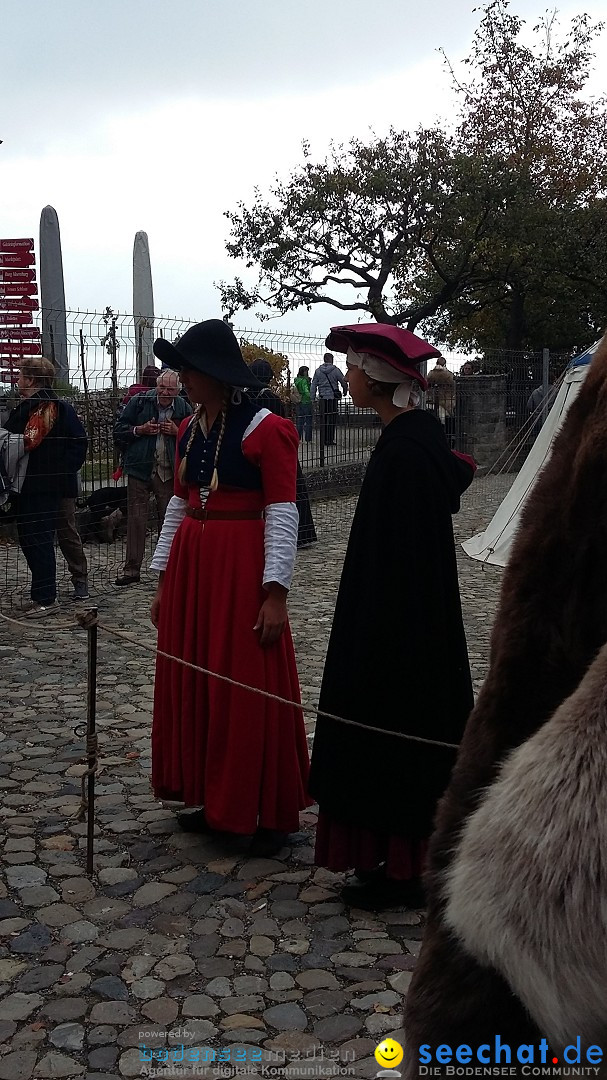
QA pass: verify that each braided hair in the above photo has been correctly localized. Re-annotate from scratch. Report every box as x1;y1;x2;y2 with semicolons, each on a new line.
177;391;229;491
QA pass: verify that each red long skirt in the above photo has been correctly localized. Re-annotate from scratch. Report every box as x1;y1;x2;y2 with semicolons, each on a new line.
152;489;311;834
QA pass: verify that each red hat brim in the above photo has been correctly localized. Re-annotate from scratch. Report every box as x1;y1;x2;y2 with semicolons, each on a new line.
326;323;441;391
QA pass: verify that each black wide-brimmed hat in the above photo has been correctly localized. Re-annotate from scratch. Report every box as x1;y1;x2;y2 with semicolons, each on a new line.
153;319;262;389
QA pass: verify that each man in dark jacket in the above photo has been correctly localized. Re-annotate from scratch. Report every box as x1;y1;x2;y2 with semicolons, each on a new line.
113;370;192;585
5;357;88;617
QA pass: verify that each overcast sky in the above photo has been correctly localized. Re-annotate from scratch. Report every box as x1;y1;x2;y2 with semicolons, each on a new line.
2;0;606;340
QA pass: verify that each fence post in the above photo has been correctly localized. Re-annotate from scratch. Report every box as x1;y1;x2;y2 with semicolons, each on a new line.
49;324;56;368
542;348;550;425
137;322;144;382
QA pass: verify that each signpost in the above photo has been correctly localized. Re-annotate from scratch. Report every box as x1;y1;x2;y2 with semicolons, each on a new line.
0;297;39;311
0;253;36;268
0;237;41;384
0;326;41;339
0;312;34;325
0;341;42;356
0;283;38;296
0;269;36;283
0;238;34;251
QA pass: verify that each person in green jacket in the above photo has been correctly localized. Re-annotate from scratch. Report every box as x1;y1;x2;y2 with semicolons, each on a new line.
113;370;192;586
293;366;312;442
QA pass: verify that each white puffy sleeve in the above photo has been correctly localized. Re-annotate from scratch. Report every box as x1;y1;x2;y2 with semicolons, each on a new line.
149;495;187;572
242;410;299;591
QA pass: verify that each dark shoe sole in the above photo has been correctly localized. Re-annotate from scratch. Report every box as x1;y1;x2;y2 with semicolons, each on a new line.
115;577;140;587
176;810;213;834
249;830;289;858
341;878;426;912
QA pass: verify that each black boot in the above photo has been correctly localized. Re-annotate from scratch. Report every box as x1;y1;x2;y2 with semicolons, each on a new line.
340;875;425;912
176;809;212;834
249;828;289;857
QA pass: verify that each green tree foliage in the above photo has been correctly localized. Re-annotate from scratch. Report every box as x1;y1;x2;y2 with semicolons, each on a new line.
219;1;607;353
425;2;607;351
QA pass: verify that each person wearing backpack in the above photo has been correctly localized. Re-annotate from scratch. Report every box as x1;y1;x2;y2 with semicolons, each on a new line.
310;353;347;445
113;370;192;586
292;366;313;442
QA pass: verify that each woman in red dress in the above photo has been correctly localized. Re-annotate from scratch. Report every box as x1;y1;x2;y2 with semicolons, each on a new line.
149;320;310;856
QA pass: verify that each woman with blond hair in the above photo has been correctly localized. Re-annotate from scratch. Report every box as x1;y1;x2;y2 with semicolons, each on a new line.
4;357;87;617
149;320;310;856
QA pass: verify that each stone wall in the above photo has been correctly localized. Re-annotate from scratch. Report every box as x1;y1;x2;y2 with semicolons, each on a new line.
456;376;508;469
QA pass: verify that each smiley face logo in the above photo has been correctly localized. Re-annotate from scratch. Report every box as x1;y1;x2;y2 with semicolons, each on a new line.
375;1038;404;1070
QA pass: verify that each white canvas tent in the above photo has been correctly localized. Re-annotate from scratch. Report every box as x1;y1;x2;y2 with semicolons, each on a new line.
462;342;600;567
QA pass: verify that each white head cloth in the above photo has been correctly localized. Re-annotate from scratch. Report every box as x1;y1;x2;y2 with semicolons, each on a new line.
346;346;421;407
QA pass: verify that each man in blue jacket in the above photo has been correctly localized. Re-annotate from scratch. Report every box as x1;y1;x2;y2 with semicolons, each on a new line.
114;370;192;586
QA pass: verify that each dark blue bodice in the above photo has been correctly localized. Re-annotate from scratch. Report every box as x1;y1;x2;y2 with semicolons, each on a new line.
178;400;264;490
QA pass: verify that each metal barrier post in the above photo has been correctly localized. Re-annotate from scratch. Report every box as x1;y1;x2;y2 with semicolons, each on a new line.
77;608;99;877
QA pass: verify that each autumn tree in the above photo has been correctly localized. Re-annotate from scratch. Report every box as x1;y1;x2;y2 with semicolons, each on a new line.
218;128;513;330
424;1;607;351
219;1;607;353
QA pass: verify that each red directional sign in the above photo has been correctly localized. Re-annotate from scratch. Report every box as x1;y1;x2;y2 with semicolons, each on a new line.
0;312;34;325
0;282;38;296
0;268;36;283
0;297;39;311
0;341;42;356
0;253;35;268
0;326;40;339
0;238;34;251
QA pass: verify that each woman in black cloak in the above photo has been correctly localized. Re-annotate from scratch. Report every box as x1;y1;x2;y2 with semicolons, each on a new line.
308;323;476;911
248;360;317;547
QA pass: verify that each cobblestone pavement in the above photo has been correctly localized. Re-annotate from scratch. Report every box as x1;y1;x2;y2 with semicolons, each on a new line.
0;483;506;1079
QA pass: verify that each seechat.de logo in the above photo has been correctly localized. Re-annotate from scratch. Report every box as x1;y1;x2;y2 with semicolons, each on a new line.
418;1036;604;1075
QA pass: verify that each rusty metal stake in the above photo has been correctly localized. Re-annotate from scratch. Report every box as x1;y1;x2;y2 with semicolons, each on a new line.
86;611;98;876
75;608;100;876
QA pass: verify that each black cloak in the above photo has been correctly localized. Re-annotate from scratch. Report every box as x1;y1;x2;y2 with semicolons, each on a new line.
308;409;474;838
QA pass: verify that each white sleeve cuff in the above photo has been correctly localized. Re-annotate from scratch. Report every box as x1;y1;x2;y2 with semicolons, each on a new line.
263;502;298;590
149;495;187;571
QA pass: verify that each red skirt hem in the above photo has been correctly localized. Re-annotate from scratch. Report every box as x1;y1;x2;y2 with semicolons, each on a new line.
314;811;428;881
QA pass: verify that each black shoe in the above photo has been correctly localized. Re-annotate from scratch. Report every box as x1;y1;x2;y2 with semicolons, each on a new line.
353;863;386;884
249;828;288;858
341;876;426;912
176;809;213;833
115;575;140;587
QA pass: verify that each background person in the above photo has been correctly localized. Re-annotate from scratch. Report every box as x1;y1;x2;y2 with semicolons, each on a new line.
527;381;557;433
5;357;88;617
149;320;311;856
308;322;476;911
56;497;89;599
247;359;317;548
293;366;313;442
310;352;347;445
113;370;192;586
426;355;456;433
120;364;160;405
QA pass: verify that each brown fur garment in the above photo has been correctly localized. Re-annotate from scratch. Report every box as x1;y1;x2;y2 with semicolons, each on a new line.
445;640;607;1049
404;332;607;1073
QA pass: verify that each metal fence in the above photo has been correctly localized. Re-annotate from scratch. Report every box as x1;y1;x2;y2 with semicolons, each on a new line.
0;308;578;608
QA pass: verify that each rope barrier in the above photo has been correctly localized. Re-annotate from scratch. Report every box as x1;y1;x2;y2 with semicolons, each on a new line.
0;607;460;751
95;618;461;752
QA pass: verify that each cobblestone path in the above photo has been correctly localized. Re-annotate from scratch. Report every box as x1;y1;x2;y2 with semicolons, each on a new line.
0;486;504;1079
